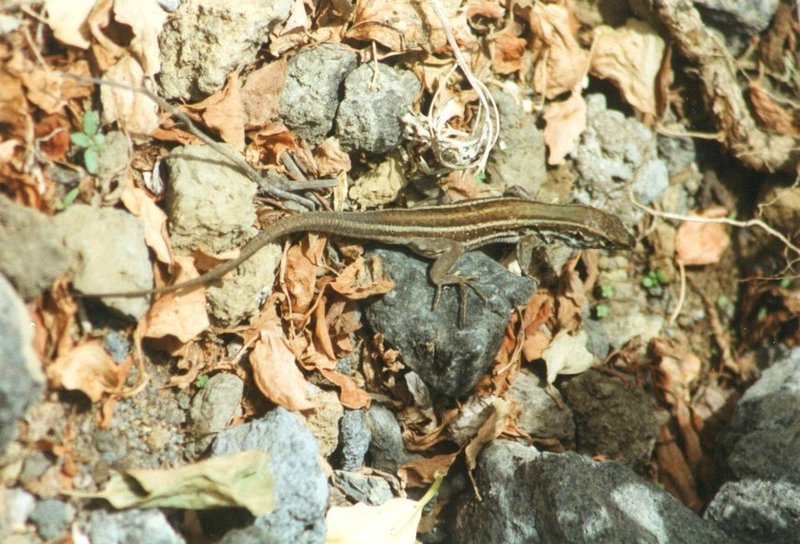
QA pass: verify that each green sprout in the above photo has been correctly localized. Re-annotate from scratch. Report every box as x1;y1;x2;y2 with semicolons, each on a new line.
642;269;668;289
595;303;609;319
716;295;730;308
56;186;81;211
599;284;615;299
780;278;791;289
70;110;105;174
195;374;209;389
757;307;769;321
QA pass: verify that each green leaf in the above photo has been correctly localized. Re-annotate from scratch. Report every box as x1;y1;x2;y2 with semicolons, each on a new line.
70;132;93;148
195;374;209;389
83;110;100;136
59;187;80;210
84;147;99;174
65;450;275;515
780;278;791;289
92;132;106;147
595;304;609;319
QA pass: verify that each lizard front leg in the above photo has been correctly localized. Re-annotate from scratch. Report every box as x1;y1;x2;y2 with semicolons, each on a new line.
405;238;487;326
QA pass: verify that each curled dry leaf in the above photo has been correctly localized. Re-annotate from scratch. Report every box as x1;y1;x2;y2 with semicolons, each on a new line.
100;55;159;136
251;321;315;411
242;59;288;129
541;329;594;386
188;70;246;152
518;1;589;99
329;256;396;300
283;235;328;316
590;19;665;116
47;340;122;402
113;0;168;77
141;256;210;343
748;82;800;137
120;181;173;265
542;92;586;165
44;0;95;49
491;30;527;75
319;368;371;409
675;207;730;266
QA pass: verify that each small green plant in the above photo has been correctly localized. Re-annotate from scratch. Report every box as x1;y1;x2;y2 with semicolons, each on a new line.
195;374;209;389
757;307;769;321
599;284;615;299
642;269;668;289
70;110;105;174
55;186;81;211
716;295;730;308
595;303;609;319
780;278;791;289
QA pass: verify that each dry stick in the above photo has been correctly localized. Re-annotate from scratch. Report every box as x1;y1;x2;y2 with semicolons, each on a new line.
64;74;321;210
648;0;799;173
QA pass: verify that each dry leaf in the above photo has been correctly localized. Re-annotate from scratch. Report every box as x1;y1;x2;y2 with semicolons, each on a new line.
326;476;442;544
113;0;168;77
283;235;327;315
464;398;516;475
188;70;246;151
398;452;458;487
319;368;371;409
69;451;275;515
242;59;287;129
100;55;159;136
47;340;122;402
748;82;800;137
251;321;315;411
120;181;173;265
542;92;586;165
491;30;527;75
313;139;352;177
141;256;210;342
675;208;730;266
520;2;589;98
44;0;95;49
540;329;594;386
329;256;395;300
590;19;665;115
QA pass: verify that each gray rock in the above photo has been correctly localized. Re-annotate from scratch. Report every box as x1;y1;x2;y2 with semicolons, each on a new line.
279;44;358;146
86;509;185;544
0;196;69;299
95;131;131;185
561;369;659;474
453;440;729;544
29;499;75;540
364;404;417;473
486;89;547;197
339;408;370;471
2;488;35;531
55;204;153;319
159;0;292;100
334;470;393;505
189;373;244;454
694;0;779;45
336;63;420;153
574;93;668;224
0;274;44;453
705;479;800;543
507;370;574;442
212;407;327;544
163;144;280;324
363;248;536;396
722;347;800;482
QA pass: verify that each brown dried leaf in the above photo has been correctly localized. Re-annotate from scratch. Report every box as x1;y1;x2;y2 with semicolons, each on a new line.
319;368;371;409
283;235;327;315
399;452;458;487
518;2;589;99
491;30;527;75
120;181;173;265
241;59;287;129
47;340;122;402
312;138;351;177
113;0;168;77
44;0;95;49
675;207;730;266
656;425;702;512
251;321;315;411
100;55;159;136
141;256;210;343
329;256;395;300
188;70;246;152
590;19;665;115
465;398;517;477
748;82;800;137
542;92;586;165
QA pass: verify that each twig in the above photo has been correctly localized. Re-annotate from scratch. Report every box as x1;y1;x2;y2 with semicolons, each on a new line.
669;260;686;325
63;74;320;210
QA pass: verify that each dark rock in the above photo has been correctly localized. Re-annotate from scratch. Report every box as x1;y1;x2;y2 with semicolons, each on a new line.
0;274;44;453
706;479;800;543
364;404;417;474
212;407;327;544
507;369;574;442
453;440;729;544
561;369;659;474
363;248;536;396
722;347;800;482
